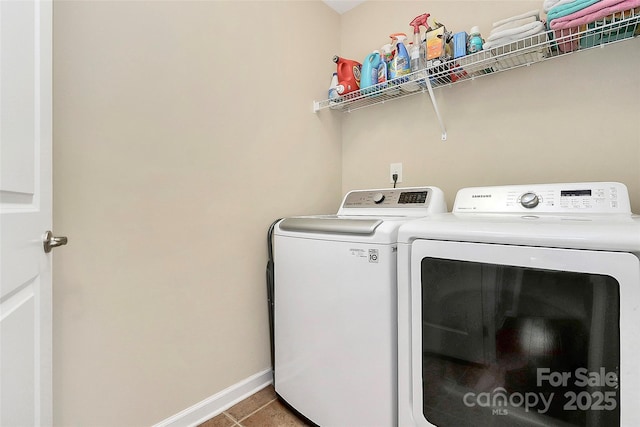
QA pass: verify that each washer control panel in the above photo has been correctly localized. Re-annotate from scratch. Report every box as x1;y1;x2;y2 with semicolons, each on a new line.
342;189;429;208
337;186;447;216
454;182;631;214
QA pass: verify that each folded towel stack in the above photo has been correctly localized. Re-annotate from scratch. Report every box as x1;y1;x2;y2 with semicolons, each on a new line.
547;0;603;21
544;0;583;12
549;0;640;28
548;0;640;51
483;10;547;49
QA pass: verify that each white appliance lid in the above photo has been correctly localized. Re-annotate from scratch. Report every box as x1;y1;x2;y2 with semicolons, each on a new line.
398;182;640;252
274;186;447;243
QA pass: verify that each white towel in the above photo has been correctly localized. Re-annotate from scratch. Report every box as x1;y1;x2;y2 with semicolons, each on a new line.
492;9;541;27
491;15;537;34
483;21;546;49
486;20;545;42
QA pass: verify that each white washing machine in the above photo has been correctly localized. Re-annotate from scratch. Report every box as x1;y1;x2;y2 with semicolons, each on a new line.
274;187;447;427
397;182;640;427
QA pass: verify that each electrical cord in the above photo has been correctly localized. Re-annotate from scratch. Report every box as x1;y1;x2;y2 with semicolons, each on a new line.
393;173;398;188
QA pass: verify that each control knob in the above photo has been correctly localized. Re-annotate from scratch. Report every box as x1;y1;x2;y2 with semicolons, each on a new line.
373;192;385;204
520;192;540;209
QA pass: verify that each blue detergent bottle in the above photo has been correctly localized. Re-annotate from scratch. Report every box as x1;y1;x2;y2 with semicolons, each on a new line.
360;50;382;94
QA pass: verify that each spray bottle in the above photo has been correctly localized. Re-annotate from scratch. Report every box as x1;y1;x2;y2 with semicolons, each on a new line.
409;13;430;73
388;33;410;83
332;55;362;95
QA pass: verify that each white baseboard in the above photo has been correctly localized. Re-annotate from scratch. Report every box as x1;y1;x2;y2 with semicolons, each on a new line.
152;368;274;427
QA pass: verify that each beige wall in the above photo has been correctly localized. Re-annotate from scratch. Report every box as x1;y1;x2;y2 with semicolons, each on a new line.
52;1;341;425
52;1;640;425
340;1;640;211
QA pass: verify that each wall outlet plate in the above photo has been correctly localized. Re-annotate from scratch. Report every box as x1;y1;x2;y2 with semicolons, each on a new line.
390;163;402;183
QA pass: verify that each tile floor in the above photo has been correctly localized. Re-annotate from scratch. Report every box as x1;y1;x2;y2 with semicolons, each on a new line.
198;384;310;427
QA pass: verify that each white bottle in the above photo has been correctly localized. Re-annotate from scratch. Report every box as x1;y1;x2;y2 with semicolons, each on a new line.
381;43;399;95
328;72;339;99
328;72;343;109
404;41;421;92
410;41;425;73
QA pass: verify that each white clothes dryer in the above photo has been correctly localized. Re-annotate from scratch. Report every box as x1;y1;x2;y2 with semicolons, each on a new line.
274;187;446;427
397;182;640;427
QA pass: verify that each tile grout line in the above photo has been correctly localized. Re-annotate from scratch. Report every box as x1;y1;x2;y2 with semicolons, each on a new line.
232;397;279;426
222;412;241;426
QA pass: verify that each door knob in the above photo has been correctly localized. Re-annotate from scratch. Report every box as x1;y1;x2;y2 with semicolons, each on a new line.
43;230;68;253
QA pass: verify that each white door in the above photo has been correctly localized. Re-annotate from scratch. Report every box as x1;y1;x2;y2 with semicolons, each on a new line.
0;0;53;425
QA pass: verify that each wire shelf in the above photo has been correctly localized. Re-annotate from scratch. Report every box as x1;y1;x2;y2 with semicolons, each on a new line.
314;8;640;114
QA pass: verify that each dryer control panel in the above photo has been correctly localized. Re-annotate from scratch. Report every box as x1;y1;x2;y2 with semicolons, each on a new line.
454;182;631;214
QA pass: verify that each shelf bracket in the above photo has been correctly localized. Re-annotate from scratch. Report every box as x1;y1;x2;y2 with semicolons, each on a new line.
424;77;447;141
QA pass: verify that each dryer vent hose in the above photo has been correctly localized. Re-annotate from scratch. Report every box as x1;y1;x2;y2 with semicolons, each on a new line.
266;218;282;372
